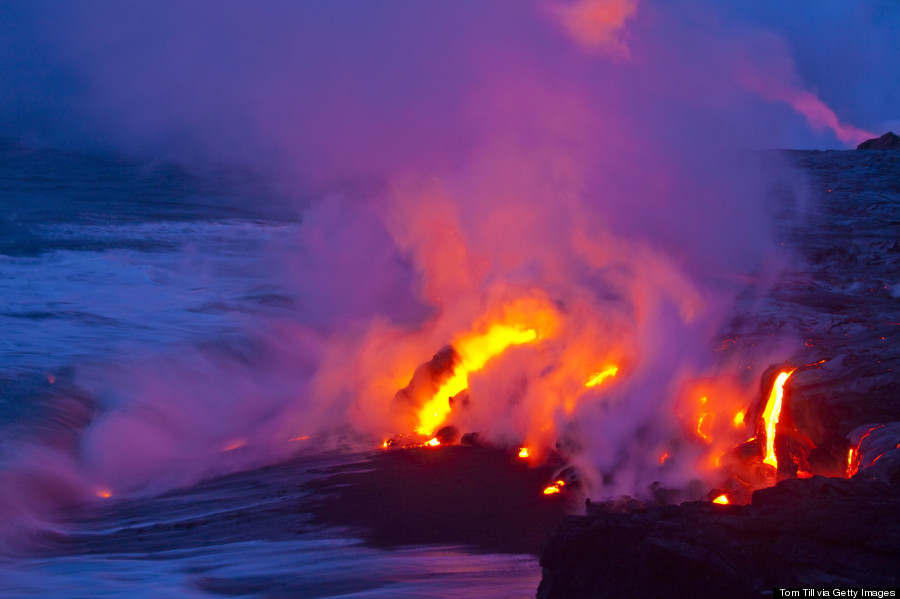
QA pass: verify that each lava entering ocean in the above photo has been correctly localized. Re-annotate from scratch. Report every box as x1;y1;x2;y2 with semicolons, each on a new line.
379;288;822;504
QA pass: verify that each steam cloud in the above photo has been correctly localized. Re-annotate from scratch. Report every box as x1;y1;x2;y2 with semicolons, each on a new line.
0;0;897;544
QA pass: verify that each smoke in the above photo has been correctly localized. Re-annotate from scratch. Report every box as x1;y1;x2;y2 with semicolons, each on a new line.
544;0;639;58
0;0;895;541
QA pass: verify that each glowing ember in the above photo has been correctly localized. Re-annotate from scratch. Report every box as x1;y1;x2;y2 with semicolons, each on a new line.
846;446;857;477
846;424;887;477
382;440;390;449
416;324;539;435
543;480;566;495
518;447;530;459
761;370;794;469
427;437;440;447
585;366;619;388
712;493;729;505
697;410;713;443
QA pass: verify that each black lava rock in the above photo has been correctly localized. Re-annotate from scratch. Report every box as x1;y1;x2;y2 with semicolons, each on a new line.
537;476;900;598
857;131;900;149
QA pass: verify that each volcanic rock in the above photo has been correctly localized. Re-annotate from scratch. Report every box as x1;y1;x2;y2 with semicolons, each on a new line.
435;425;459;444
537;475;900;598
460;431;482;446
856;131;900;149
725;150;900;470
851;421;900;485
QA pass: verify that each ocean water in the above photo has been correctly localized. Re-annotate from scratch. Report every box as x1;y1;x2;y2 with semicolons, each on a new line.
0;142;539;598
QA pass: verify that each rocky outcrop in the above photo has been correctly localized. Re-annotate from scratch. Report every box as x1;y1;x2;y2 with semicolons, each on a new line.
857;131;900;149
537;476;900;598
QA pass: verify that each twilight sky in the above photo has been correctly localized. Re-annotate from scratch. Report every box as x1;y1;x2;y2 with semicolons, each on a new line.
1;0;897;186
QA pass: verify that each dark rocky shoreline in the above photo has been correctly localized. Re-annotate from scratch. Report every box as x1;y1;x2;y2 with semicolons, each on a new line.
302;445;569;556
537;475;900;598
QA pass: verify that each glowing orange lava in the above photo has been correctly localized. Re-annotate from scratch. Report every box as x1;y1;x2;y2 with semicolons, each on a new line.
846;424;887;477
417;324;537;434
585;366;619;388
733;410;745;427
846;447;857;477
659;451;669;465
761;370;794;469
414;298;558;435
543;480;566;495
518;447;530;459
697;410;713;443
426;437;440;447
712;494;729;505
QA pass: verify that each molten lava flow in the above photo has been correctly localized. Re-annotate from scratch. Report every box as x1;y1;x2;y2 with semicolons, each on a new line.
697;411;713;443
413;297;558;435
761;370;794;469
846;424;887;477
585;366;619;387
733;410;745;427
416;324;539;434
543;480;566;495
427;437;440;447
846;447;857;477
695;395;713;443
518;447;530;459
712;493;729;505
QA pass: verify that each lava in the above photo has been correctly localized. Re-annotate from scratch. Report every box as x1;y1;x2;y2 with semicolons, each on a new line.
543;480;566;495
712;493;729;505
846;447;857;477
416;323;538;434
760;370;794;470
697;408;713;443
518;447;530;459
585;366;619;387
846;424;886;477
412;297;559;435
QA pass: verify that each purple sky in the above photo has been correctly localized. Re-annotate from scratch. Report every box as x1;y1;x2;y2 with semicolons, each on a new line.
1;0;897;184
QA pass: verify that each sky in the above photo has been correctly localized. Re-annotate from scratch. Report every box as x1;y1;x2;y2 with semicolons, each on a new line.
0;0;897;186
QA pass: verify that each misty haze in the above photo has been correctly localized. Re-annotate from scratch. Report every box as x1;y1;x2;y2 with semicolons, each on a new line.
1;2;899;597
